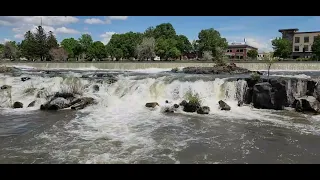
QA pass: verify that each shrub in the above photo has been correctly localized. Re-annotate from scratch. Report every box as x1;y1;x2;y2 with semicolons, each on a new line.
171;67;179;73
250;72;261;81
60;77;84;95
184;89;201;106
202;51;213;61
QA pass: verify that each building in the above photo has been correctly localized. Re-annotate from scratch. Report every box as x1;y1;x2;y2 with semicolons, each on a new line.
278;28;320;59
225;43;258;60
257;52;273;60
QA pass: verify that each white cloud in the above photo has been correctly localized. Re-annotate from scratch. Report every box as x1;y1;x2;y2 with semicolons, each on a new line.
0;16;79;27
100;32;116;44
84;18;105;24
55;27;80;34
14;34;24;39
108;16;128;20
216;25;246;32
0;38;11;44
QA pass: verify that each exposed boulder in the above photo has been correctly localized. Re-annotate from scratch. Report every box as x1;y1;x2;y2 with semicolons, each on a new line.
293;96;320;113
183;102;200;113
182;64;251;75
252;80;287;110
13;102;23;108
0;85;12;90
40;97;71;111
70;97;96;110
93;85;99;92
179;100;188;107
27;101;36;107
21;77;31;82
218;100;231;111
145;102;159;108
173;104;179;108
197;106;210;114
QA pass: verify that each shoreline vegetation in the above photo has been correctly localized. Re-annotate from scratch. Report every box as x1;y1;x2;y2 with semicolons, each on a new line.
1;22;319;63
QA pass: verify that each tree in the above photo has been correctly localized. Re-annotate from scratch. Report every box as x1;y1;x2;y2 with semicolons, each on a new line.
49;47;68;61
34;26;48;61
167;47;181;59
153;23;176;39
202;51;213;61
3;41;18;60
20;31;36;60
176;35;192;60
271;37;291;59
112;48;123;61
87;41;107;61
312;35;320;60
144;26;155;38
61;38;79;59
136;37;156;60
0;44;4;58
247;49;258;59
78;34;93;58
155;38;179;60
46;31;59;50
197;28;228;59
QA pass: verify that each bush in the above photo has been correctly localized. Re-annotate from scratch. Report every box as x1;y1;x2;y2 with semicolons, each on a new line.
250;72;261;81
60;77;84;95
184;89;201;106
171;67;179;73
296;57;311;61
0;66;12;73
202;51;213;61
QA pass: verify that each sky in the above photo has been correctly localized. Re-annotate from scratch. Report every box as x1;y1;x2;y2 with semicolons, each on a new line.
0;16;320;52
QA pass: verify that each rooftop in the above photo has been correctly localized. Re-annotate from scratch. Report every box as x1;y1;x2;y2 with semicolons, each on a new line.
227;44;258;50
278;28;299;32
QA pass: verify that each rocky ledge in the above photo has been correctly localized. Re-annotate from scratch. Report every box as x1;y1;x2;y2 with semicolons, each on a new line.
181;63;252;75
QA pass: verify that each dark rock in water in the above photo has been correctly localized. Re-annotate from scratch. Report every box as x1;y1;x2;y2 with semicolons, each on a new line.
0;85;12;90
293;96;320;113
237;100;243;107
54;92;75;99
27;101;36;107
145;102;159;108
179;100;188;107
252;80;287;110
183;103;200;113
163;106;175;113
197;106;210;114
165;100;169;103
47;104;60;110
218;100;231;111
81;75;90;78
70;97;96;110
93;85;99;92
173;104;179;108
40;97;71;111
13;102;23;108
21;77;31;82
94;73;113;78
182;64;250;75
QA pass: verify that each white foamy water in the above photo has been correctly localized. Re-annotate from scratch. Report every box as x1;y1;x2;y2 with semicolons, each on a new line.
2;69;320;163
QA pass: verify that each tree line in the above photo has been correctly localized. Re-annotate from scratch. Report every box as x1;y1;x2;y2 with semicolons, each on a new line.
0;23;229;62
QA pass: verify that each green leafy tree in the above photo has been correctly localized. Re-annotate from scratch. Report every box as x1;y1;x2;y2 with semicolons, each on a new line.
197;28;228;59
167;47;181;59
0;44;4;58
112;48;123;61
3;41;18;60
144;26;155;38
34;26;48;61
78;34;93;58
46;31;59;49
247;49;258;59
312;35;320;60
176;35;192;60
20;31;36;60
271;37;291;58
61;38;79;59
155;38;179;60
87;41;107;61
153;23;176;39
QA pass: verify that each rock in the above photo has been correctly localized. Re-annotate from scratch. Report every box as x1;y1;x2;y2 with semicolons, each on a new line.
173;104;179;108
13;102;23;108
293;96;320;113
21;77;31;82
197;106;210;114
218;100;231;111
0;85;12;90
70;97;96;110
54;92;75;99
183;102;200;113
163;107;175;113
179;100;188;106
145;102;159;108
40;97;71;111
27;101;36;107
93;85;99;92
252;80;287;110
182;65;250;75
165;100;169;103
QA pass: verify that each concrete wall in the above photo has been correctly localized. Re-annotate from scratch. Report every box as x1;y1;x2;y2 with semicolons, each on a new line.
4;62;320;71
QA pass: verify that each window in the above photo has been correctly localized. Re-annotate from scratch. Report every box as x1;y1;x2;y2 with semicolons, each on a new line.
304;36;309;43
236;49;244;52
227;49;232;52
295;37;300;43
294;46;300;52
303;45;309;52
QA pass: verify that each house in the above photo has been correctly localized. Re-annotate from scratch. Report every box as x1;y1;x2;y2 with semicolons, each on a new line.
225;42;258;60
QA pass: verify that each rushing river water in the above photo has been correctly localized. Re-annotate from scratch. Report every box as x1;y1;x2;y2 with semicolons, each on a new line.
1;65;320;164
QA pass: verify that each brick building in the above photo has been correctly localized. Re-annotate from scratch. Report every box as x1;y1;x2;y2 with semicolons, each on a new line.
225;43;258;60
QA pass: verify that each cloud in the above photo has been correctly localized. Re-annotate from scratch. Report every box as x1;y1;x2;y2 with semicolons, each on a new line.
0;16;79;27
0;38;11;44
14;34;24;39
226;36;273;53
216;25;246;32
84;18;105;24
55;27;80;34
108;16;128;20
100;32;116;44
